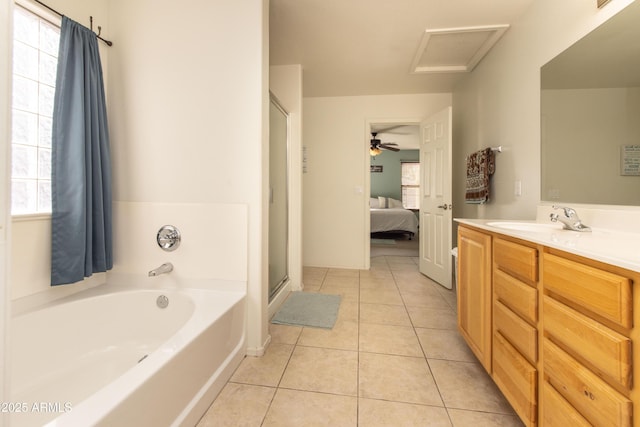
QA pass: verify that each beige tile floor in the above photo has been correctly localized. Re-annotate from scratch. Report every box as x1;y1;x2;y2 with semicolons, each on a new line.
197;256;524;426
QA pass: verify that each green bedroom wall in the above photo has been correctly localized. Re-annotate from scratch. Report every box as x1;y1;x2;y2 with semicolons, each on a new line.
370;149;419;201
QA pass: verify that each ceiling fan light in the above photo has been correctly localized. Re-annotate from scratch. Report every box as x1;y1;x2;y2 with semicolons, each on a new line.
370;147;381;156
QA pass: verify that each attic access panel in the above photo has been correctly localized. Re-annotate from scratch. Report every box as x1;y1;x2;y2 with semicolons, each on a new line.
410;25;509;74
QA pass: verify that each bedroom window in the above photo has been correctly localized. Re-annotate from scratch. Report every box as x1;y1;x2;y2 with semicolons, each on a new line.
401;161;420;209
11;5;60;215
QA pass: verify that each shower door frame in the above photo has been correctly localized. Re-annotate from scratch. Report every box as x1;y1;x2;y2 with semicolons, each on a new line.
268;93;290;301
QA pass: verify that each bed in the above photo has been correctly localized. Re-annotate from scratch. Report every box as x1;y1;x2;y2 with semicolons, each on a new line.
370;197;419;239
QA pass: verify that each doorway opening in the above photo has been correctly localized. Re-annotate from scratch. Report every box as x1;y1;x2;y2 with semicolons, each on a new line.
366;121;421;262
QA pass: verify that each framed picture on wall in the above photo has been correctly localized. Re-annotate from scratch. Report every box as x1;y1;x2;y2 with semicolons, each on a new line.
370;165;383;173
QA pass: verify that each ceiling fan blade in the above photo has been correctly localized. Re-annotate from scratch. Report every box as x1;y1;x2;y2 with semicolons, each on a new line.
380;144;400;152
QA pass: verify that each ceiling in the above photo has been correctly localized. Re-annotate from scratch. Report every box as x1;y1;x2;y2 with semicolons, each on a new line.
270;0;536;97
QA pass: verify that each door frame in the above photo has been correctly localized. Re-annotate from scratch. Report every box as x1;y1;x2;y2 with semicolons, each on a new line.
363;118;423;270
268;93;290;304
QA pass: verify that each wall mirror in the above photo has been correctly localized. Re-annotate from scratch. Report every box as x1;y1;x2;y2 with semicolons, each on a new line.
541;1;640;206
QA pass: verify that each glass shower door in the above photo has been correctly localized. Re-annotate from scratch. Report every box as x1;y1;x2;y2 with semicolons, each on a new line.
269;96;289;300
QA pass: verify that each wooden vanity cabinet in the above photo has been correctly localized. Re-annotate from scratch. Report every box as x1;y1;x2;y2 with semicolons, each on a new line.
456;223;640;426
457;226;492;372
541;251;635;427
492;237;539;427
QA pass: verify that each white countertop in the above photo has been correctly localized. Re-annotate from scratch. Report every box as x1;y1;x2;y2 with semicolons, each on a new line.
455;218;640;273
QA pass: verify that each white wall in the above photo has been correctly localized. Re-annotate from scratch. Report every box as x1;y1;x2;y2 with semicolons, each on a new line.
107;0;269;354
303;93;451;269
452;0;636;221
112;202;247;283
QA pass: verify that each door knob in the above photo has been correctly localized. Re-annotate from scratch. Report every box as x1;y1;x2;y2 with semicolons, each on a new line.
437;205;448;210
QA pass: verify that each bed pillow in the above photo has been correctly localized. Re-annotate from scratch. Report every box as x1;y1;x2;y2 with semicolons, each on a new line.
389;198;404;208
378;196;389;208
370;197;380;208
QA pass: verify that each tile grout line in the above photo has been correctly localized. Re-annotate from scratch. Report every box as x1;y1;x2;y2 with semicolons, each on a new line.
260;268;329;425
391;261;454;422
207;262;519;426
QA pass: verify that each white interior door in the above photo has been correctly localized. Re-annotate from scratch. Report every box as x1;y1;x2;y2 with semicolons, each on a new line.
419;107;453;289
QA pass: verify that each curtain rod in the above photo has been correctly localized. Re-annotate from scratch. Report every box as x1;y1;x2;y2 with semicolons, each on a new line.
33;0;113;46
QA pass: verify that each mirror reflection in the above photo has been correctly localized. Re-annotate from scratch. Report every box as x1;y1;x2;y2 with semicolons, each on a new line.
541;1;640;206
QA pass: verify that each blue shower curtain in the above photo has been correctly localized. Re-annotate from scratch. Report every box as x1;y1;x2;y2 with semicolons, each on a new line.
51;16;112;286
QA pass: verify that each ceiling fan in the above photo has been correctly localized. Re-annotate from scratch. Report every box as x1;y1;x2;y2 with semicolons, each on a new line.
370;132;399;156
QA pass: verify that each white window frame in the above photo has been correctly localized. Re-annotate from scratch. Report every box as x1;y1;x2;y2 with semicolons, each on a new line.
401;161;420;209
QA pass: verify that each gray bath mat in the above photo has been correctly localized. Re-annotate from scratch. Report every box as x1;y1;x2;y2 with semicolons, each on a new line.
271;292;341;329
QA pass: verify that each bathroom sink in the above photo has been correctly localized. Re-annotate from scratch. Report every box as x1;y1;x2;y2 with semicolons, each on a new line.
486;221;564;232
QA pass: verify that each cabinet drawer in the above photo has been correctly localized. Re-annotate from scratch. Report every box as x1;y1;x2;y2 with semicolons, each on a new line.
542;381;590;427
543;338;632;427
493;331;537;426
494;238;538;283
494;300;537;363
494;269;537;323
543;253;632;328
544;296;632;389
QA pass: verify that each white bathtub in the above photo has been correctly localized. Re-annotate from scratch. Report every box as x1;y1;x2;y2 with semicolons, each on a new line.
9;283;246;427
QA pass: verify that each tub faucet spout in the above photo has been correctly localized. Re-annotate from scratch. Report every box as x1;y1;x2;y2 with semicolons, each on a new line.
148;262;173;277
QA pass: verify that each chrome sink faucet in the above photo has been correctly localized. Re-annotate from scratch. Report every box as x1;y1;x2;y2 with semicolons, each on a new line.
549;205;591;232
148;262;173;277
